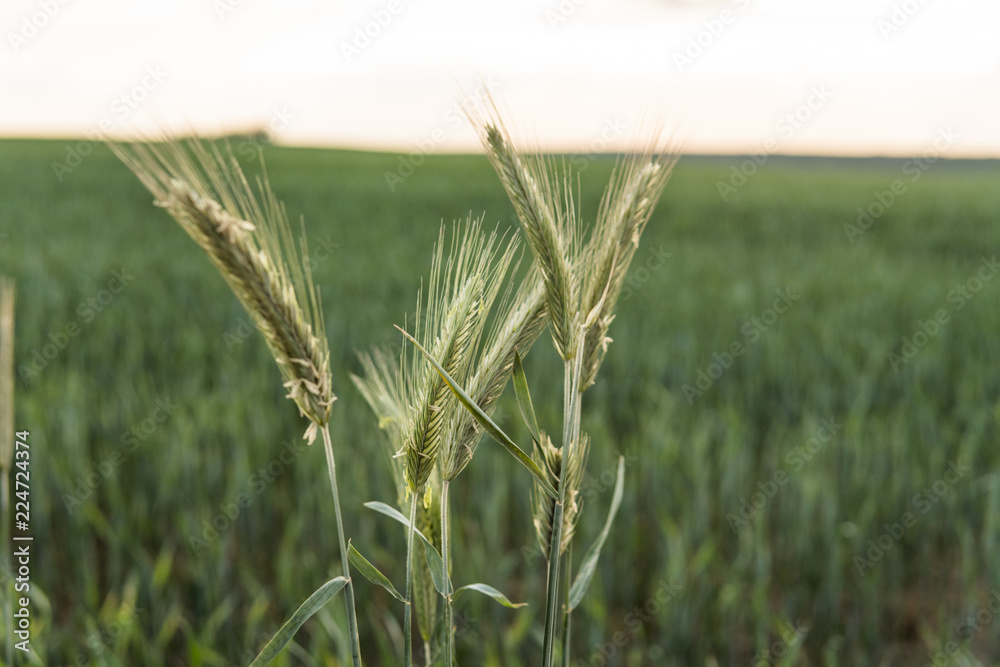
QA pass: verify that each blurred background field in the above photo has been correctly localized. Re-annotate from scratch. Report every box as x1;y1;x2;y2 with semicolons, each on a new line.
1;138;999;666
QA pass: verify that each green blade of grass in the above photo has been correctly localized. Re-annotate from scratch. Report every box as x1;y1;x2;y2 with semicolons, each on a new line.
347;541;406;603
395;325;557;499
567;456;625;612
249;576;347;666
364;501;452;595
512;349;540;443
422;540;451;597
456;583;528;609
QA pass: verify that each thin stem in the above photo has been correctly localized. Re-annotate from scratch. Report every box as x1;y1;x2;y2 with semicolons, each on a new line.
543;339;586;667
320;423;363;667
404;493;418;667
441;479;454;667
561;543;573;667
424;639;432;667
541;500;564;667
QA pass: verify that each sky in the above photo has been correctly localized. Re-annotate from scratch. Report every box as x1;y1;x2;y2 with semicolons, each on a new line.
2;0;998;157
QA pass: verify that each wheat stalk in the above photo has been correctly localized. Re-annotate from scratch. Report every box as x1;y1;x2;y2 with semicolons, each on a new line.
465;98;677;666
113;138;361;666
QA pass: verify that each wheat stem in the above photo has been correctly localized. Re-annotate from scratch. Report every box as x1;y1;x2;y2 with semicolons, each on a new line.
541;497;565;667
561;542;573;667
404;492;418;667
320;423;362;667
441;479;454;666
542;332;586;667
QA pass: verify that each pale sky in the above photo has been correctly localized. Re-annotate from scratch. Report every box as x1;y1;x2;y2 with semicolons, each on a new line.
2;0;998;156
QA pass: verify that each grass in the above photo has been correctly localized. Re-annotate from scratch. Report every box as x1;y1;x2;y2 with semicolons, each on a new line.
1;138;999;665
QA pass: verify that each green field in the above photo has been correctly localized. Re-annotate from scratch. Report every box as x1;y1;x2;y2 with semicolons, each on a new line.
1;138;999;666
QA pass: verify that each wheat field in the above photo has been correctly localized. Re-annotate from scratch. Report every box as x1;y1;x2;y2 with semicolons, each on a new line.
2;138;999;665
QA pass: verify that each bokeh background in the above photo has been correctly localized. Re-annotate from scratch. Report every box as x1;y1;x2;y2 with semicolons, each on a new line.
1;1;1000;665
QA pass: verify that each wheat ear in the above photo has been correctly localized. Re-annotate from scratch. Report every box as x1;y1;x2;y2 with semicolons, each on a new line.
113;138;363;666
466;98;577;361
112;140;334;440
400;217;517;495
532;431;588;555
580;147;677;389
442;273;547;481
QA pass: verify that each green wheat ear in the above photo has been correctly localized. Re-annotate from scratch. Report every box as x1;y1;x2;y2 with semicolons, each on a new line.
366;215;517;495
532;431;589;555
112;138;334;440
467;99;578;361
580;150;678;389
443;273;548;481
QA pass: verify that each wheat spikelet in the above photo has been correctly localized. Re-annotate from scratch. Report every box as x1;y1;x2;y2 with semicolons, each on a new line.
580;149;677;389
442;274;547;481
394;217;516;494
467;97;577;361
113;139;334;439
531;431;588;555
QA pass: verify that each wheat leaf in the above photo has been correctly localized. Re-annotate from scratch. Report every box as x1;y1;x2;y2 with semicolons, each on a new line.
456;583;528;609
249;576;347;666
347;542;406;603
568;456;625;611
512;349;540;443
364;501;452;595
395;325;557;499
